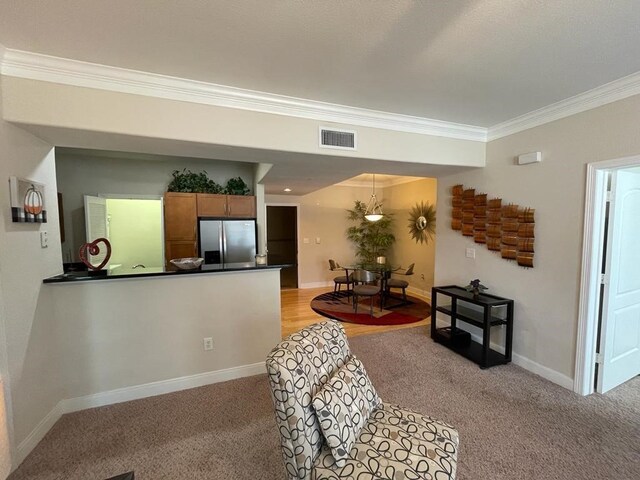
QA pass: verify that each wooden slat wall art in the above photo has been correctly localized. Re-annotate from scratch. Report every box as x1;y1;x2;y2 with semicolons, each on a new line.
450;185;535;268
473;193;487;244
461;188;475;236
451;184;463;231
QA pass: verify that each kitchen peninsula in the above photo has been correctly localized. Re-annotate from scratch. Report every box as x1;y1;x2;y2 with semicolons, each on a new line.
39;260;283;421
43;262;288;283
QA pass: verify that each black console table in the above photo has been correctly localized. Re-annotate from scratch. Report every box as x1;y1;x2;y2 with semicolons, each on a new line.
431;285;513;369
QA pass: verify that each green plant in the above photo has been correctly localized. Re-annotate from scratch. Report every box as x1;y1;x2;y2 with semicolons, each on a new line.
346;200;395;263
167;169;224;193
224;177;250;195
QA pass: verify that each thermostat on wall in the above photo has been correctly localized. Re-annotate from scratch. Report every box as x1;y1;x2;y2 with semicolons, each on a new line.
517;152;542;165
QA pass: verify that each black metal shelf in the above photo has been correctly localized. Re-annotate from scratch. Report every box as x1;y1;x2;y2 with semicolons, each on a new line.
435;304;508;328
433;328;509;368
431;285;514;369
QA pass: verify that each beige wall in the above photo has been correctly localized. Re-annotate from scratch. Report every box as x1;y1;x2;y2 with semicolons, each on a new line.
0;283;10;478
0;88;63;471
384;179;438;298
267;179;440;292
267;185;375;287
2;77;486;168
49;270;281;399
434;94;640;382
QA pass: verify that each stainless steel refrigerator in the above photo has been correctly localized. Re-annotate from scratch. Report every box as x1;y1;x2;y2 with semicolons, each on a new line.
199;219;257;269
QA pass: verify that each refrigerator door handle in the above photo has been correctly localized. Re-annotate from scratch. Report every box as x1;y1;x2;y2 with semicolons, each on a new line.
221;223;226;264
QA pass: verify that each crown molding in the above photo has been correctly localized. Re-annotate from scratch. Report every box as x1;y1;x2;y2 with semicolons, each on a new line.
487;70;640;141
0;48;487;142
4;47;639;144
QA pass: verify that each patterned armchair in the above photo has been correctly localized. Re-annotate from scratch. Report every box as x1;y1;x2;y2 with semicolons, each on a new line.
266;321;459;480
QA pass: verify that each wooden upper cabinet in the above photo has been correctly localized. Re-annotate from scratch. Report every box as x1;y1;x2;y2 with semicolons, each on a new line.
196;194;256;218
197;194;228;217
226;195;256;218
164;192;197;241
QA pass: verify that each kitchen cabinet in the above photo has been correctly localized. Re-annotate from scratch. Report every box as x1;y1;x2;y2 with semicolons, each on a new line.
197;194;256;218
164;193;197;265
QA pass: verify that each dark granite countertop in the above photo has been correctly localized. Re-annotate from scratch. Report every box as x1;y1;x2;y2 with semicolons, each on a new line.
43;263;289;284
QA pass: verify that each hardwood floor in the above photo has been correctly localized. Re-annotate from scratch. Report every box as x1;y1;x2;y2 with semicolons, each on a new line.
280;287;430;338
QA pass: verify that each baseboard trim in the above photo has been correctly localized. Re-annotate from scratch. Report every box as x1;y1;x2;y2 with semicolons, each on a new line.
406;286;431;302
464;331;574;390
14;362;266;468
15;401;64;466
511;353;574;390
300;281;333;289
62;362;266;413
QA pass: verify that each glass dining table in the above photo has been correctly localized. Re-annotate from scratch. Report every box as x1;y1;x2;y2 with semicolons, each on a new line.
341;263;408;309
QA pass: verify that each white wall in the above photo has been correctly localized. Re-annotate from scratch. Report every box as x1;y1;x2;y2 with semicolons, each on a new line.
0;86;63;472
434;94;640;383
56;152;255;261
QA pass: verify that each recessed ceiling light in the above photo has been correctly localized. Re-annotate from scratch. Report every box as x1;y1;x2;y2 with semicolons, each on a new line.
284;188;292;192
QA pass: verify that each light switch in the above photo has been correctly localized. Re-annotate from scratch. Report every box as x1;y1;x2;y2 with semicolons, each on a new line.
465;247;475;259
40;231;49;248
303;238;310;244
315;237;321;244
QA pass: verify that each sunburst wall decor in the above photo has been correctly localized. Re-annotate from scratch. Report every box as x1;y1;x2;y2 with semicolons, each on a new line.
408;201;436;244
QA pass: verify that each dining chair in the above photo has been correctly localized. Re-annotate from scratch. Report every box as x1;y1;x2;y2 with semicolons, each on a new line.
385;263;415;302
328;259;351;296
351;269;381;316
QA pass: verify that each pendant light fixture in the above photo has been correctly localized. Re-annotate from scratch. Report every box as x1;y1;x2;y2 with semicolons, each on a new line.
364;174;384;222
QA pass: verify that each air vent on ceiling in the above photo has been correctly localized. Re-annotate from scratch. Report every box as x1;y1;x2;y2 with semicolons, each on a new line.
319;127;357;150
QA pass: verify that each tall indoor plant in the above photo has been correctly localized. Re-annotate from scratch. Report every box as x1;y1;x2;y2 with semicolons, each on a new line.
346;200;395;264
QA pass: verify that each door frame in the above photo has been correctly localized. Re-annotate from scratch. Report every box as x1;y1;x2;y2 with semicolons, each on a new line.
265;203;300;288
575;154;640;395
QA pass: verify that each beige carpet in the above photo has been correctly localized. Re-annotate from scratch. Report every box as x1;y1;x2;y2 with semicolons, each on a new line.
8;326;640;480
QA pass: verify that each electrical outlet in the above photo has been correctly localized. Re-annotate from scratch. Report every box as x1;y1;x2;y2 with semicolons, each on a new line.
420;274;425;280
40;231;49;248
203;337;213;351
465;247;476;259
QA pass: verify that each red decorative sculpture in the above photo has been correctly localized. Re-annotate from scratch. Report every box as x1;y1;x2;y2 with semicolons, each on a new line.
79;238;112;271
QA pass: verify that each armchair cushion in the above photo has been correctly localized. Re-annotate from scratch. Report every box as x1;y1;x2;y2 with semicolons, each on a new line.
312;403;459;480
312;356;381;467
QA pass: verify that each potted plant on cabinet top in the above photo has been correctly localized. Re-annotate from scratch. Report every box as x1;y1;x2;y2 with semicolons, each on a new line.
167;169;224;193
346;200;395;264
224;177;250;195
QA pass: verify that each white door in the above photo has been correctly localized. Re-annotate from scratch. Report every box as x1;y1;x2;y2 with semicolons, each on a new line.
597;169;640;393
83;195;108;265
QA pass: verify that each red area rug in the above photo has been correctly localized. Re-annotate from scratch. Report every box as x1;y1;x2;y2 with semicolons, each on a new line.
310;291;430;326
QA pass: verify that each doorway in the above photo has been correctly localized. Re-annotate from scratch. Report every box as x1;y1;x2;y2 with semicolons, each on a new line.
84;195;164;273
266;205;298;288
575;156;640;395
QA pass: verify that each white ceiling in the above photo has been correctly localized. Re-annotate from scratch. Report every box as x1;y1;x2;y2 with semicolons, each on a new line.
2;1;640;195
1;0;640;127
